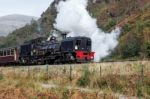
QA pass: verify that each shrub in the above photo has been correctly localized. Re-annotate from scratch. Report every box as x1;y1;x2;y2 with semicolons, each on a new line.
121;42;139;58
122;24;132;32
0;73;3;80
104;0;110;4
104;18;116;31
96;75;127;92
119;33;141;58
144;77;150;95
145;42;150;57
136;21;144;33
62;88;69;99
76;66;91;87
96;77;108;89
147;87;150;95
111;77;126;92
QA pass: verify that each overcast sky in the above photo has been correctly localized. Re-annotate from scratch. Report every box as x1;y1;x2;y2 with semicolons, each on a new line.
0;0;54;17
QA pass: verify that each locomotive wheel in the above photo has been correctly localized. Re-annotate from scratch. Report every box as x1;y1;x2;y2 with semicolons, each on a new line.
37;60;45;65
48;60;55;64
54;60;59;64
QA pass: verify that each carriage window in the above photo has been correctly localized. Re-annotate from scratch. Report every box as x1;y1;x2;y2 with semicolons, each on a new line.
4;50;6;56
11;49;15;55
7;50;11;55
0;51;3;56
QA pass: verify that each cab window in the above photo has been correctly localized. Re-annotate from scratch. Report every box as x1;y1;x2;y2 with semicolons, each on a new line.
76;40;81;46
87;40;91;46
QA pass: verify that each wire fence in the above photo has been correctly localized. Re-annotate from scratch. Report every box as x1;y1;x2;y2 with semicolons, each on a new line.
0;61;150;95
0;61;149;83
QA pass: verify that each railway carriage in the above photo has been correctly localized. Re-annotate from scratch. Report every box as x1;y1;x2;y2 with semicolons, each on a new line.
0;47;19;65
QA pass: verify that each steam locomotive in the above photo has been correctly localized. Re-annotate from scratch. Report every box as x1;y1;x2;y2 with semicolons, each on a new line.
0;35;94;65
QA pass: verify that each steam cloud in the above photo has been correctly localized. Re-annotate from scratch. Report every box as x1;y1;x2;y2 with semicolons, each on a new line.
54;0;120;61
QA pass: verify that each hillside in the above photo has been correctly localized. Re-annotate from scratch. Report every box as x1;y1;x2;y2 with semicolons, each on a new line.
0;0;149;60
0;14;38;36
87;0;150;60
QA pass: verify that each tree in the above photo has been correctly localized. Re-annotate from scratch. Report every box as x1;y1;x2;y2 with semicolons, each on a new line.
118;33;141;58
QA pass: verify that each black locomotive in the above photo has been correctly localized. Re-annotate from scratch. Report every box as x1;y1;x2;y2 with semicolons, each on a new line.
0;35;95;65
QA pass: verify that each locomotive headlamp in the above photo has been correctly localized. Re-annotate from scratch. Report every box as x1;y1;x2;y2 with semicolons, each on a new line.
75;45;78;50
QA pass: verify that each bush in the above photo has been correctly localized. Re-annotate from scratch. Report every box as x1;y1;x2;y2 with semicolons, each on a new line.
0;73;3;80
104;0;110;4
111;78;126;92
62;88;69;99
96;77;108;89
136;21;144;33
104;18;116;31
76;66;91;87
119;33;141;58
122;42;139;58
144;77;150;95
145;42;150;57
122;24;132;32
135;20;150;33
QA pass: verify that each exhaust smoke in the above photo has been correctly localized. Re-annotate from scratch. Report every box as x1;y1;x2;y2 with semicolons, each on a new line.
54;0;121;61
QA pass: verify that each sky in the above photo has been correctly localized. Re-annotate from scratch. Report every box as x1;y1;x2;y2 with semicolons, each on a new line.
0;0;54;17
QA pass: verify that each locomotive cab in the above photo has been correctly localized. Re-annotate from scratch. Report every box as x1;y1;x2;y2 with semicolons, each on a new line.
75;38;91;51
61;37;94;62
61;37;91;52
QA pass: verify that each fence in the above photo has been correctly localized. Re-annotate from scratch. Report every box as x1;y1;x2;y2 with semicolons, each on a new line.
0;61;149;75
0;61;150;80
0;61;150;97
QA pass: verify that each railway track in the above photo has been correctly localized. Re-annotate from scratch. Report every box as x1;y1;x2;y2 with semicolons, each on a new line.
0;60;149;68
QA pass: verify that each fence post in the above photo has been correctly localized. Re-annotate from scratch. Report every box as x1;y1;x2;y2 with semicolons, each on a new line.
110;65;112;74
0;68;1;75
28;66;30;77
69;65;72;82
137;63;144;97
13;67;16;76
99;65;102;77
141;63;144;85
0;68;3;80
140;63;144;96
45;64;49;79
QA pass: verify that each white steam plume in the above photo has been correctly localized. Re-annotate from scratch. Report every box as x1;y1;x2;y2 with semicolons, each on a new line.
54;0;120;62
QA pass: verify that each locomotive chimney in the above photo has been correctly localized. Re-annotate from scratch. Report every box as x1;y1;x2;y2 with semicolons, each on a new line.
62;33;67;39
